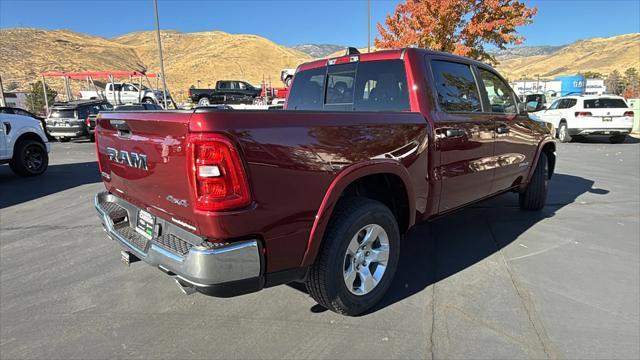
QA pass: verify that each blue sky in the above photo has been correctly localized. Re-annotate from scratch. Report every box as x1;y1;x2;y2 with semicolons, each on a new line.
0;0;638;47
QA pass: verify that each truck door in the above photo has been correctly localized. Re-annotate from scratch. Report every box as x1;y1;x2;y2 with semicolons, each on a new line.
0;120;8;160
428;59;495;212
121;84;139;104
475;67;537;194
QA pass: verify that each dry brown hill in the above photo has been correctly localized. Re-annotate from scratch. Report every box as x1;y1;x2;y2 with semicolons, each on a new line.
111;30;311;100
495;33;640;79
0;28;311;101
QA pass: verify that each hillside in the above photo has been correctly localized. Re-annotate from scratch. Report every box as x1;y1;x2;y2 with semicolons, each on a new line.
495;33;640;79
293;44;345;58
0;28;311;100
112;31;311;97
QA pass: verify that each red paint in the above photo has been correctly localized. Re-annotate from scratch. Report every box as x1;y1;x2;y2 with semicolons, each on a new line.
96;48;553;274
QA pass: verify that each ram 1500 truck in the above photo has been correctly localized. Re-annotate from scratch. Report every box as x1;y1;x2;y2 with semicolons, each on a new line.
94;48;556;315
188;80;261;106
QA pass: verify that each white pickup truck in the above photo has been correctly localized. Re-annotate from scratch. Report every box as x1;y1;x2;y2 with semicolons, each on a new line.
0;113;50;176
81;82;171;107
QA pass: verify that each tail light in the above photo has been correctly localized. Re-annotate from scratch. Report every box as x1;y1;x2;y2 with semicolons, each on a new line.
188;133;251;211
188;88;192;97
575;111;592;117
624;111;634;117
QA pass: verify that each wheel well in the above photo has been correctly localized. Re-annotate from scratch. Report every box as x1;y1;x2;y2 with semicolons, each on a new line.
541;142;556;179
337;173;410;234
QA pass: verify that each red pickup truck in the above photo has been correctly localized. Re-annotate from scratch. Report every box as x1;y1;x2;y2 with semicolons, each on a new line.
94;48;555;315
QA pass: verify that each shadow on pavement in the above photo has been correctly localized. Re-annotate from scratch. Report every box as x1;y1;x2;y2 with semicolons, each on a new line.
573;135;640;144
0;161;101;209
289;173;609;315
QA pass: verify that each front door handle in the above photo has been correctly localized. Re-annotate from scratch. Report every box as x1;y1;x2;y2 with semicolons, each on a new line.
496;125;510;134
445;128;466;138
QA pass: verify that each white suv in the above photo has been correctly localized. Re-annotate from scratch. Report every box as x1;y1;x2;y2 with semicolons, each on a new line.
536;95;634;143
0;113;50;176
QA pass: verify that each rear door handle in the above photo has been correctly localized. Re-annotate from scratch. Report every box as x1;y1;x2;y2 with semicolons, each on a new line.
496;125;510;134
445;129;466;138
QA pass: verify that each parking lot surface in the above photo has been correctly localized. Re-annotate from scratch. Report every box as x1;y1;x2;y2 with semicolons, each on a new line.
1;137;639;359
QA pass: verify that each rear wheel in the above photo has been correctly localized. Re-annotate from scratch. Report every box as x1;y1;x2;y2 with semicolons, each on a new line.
306;197;400;316
557;122;572;143
9;139;49;177
198;97;211;106
609;135;626;144
142;97;155;104
519;153;548;211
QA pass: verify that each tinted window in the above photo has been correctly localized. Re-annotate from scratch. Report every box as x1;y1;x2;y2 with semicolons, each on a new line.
431;60;482;112
583;98;628;109
287;67;326;110
354;60;409;111
548;100;560;110
325;63;356;108
558;99;576;109
108;83;122;91
478;68;516;113
122;84;137;92
218;82;230;89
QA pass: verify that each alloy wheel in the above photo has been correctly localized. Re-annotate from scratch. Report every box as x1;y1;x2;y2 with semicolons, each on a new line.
343;224;390;296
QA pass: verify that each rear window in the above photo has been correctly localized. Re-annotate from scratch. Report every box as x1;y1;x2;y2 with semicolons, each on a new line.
431;60;482;112
583;98;627;109
50;109;76;118
287;60;409;112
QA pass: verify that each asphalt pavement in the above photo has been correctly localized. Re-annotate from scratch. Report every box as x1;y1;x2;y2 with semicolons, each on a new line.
1;136;639;359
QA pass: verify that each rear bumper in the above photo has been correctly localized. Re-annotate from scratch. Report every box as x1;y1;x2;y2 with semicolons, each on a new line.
94;191;264;296
48;125;89;138
569;128;632;136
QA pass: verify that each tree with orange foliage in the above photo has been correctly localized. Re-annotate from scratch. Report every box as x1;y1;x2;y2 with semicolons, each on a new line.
375;0;537;64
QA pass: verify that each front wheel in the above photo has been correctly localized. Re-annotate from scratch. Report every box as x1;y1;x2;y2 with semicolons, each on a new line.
142;97;155;104
519;153;548;211
609;135;626;144
306;197;400;316
9;140;49;177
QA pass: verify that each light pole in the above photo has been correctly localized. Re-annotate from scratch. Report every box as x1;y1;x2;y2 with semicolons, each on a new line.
367;0;371;53
153;0;169;109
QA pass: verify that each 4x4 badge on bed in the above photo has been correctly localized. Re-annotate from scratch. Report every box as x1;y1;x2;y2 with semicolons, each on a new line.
106;147;148;171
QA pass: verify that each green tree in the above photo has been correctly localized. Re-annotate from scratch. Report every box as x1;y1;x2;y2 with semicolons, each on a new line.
26;81;57;115
605;70;624;96
580;71;604;79
623;67;639;98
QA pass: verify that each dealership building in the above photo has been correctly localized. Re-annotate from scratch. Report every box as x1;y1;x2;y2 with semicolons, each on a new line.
510;75;606;101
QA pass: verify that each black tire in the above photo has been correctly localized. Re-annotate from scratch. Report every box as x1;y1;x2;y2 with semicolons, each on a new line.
142;97;155;104
557;122;572;143
305;197;400;316
519;153;548;211
197;97;211;107
57;137;70;143
609;135;626;144
9;139;49;177
89;134;96;142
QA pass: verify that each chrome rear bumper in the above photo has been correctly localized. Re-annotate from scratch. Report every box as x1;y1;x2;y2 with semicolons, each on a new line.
94;192;263;296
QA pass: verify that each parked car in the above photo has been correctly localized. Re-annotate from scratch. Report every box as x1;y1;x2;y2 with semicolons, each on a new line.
85;103;163;141
189;80;261;106
0;106;54;140
1;113;50;176
94;48;555;315
81;82;172;107
46;100;113;142
535;95;634;143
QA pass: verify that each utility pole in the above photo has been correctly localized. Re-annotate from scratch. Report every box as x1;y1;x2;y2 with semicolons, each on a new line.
367;0;371;53
153;0;169;109
41;76;49;114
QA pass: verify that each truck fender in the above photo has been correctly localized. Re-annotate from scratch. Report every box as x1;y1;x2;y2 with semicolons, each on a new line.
522;137;556;189
300;159;416;267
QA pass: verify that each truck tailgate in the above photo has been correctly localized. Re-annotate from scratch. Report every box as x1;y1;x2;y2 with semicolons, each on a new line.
96;111;195;224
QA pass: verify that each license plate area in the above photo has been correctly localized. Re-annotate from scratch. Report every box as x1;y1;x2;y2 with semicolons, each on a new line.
136;209;156;240
603;116;612;122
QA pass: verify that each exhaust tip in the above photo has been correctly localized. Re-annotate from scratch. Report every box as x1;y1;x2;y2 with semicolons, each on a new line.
174;278;197;295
